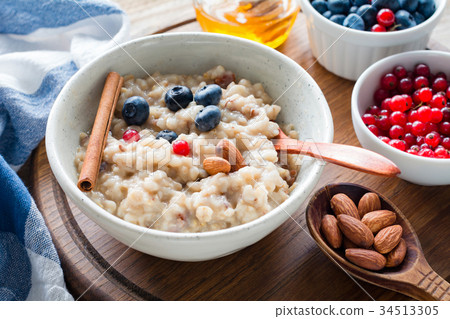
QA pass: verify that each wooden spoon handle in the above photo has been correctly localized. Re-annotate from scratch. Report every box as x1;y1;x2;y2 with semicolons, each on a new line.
287;140;400;177
414;270;450;301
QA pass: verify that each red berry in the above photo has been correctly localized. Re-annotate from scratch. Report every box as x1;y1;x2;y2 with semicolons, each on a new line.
362;113;376;125
402;94;413;111
172;140;190;156
389;125;405;139
381;98;391;111
405;121;413;133
432;77;448;93
368;124;380;136
435;147;449;158
435;72;447;80
374;88;390;104
418;148;434;157
393;65;407;79
389;139;406;151
447;86;450;99
379;109;390;116
407;148;419;155
425;132;440;148
418;87;433;103
408;110;419;122
377;8;395;27
442;137;450;149
380;73;398;90
122;129;140;143
417;106;432;123
371;24;386;32
389;111;407;126
398;77;413;94
430;108;443;123
416;135;425;145
375;115;391;131
412;90;421;105
367;105;381;115
415;63;430;78
411;121;426;136
378;136;390;144
414;76;429;90
425;122;439;135
439;122;450;135
404;133;416;146
429;94;447;109
389;95;406;112
442;107;450;121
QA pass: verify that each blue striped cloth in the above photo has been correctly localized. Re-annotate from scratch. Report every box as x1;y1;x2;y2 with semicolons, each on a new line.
0;0;129;300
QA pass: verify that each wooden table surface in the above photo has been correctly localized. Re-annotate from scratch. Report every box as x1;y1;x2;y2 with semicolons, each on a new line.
28;0;450;301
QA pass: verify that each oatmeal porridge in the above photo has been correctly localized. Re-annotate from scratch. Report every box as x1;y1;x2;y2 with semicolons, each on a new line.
75;66;300;233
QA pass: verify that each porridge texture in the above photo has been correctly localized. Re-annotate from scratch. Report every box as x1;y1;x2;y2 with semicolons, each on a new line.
75;66;300;232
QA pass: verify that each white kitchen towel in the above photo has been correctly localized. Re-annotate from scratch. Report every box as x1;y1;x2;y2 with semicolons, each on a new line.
0;0;129;300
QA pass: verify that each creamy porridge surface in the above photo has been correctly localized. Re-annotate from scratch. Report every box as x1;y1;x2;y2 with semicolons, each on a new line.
75;66;300;232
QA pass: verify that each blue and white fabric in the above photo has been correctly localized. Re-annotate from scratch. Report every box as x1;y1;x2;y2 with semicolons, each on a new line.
0;0;129;300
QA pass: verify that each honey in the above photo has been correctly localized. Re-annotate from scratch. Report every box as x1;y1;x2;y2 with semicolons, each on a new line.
194;0;299;48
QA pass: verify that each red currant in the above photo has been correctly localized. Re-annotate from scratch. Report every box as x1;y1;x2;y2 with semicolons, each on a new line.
371;24;386;32
362;113;376;125
432;77;448;93
417;106;432;123
393;65;407;79
442;107;450;121
367;105;381;115
389;95;406;112
429;94;447;109
375;115;391;131
389;111;407;126
381;98;391;111
415;63;430;78
447;86;450;99
368;124;380;136
418;87;432;103
405;122;413;133
404;133;416;146
379;136;390;144
379;109;390;116
389;139;406;151
402;94;413;111
439;122;450;135
416;135;425;145
425;132;440;148
414;76;429;90
435;72;447;80
374;88;390;104
408;110;419;122
435;147;449;158
412;90;421;105
411;121;426;136
172;140;190;156
389;125;405;139
398;78;413;94
430;108;443;123
442;137;450;149
407;148;419;156
122;129;140;143
380;73;398;90
425;122;439;135
377;8;395;27
418;148;434;157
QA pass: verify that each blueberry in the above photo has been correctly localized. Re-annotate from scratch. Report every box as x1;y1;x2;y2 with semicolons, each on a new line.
399;0;419;13
195;105;221;132
122;96;149;126
164;86;193;112
194;84;222;106
356;5;377;28
413;11;425;24
351;0;369;6
343;13;365;30
349;6;358;13
330;14;346;25
311;0;329;14
417;0;435;19
323;10;333;19
156;130;178;143
395;9;417;30
328;0;351;15
372;0;401;12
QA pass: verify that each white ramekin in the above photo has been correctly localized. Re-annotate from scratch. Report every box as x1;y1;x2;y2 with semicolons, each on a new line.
299;0;446;81
352;50;450;186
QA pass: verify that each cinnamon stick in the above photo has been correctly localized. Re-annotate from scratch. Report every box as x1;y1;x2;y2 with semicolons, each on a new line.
77;72;123;192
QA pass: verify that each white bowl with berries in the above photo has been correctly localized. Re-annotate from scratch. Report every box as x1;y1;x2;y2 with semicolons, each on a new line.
299;0;446;80
352;50;450;186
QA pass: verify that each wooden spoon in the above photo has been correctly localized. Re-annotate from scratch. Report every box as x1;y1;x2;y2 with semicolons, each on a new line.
273;128;400;177
306;183;450;301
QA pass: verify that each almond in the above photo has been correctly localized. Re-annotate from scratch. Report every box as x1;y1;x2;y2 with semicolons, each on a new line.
343;236;359;249
358;192;381;218
203;156;231;175
386;238;407;267
330;193;359;220
337;215;374;248
345;248;386;271
321;215;342;249
374;225;403;254
215;139;246;172
361;210;396;233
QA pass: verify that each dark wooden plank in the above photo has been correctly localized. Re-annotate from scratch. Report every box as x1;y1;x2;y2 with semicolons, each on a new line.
31;15;450;301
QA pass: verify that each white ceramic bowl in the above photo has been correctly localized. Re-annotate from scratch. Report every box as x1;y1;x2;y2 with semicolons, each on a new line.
299;0;446;81
352;50;450;186
46;33;333;261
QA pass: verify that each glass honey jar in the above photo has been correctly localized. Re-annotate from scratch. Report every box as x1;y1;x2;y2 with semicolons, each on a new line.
193;0;300;48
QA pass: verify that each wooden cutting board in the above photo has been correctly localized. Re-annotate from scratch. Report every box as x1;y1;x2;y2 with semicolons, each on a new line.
31;16;450;301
